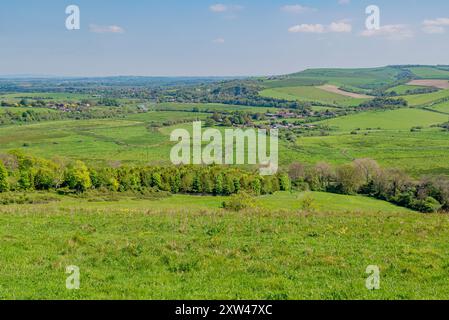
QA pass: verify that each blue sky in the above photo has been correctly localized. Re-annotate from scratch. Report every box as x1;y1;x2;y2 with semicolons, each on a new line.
0;0;448;76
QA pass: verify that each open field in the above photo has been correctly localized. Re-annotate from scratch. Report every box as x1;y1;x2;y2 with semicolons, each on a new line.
0;113;207;165
0;191;412;214
316;108;448;132
405;67;449;79
293;130;449;177
155;103;279;113
316;85;371;99
0;92;95;101
407;80;449;89
0;106;59;115
1;106;449;176
286;67;402;90
427;101;449;114
1;199;448;300
386;85;431;95
259;86;368;106
402;89;449;106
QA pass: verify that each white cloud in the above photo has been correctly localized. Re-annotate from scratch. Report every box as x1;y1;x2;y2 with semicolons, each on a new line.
338;0;350;5
209;4;243;13
89;24;124;34
423;25;446;34
212;38;225;44
360;24;413;40
280;4;314;14
289;20;352;34
209;4;227;12
289;24;325;33
328;21;352;33
422;18;449;34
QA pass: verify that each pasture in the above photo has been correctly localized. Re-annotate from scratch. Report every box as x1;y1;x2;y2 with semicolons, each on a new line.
386;85;430;95
317;108;448;132
1;197;448;300
405;67;449;79
259;86;367;107
403;89;449;106
1;104;449;176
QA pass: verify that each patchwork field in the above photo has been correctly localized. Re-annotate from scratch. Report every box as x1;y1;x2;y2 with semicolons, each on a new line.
1;104;449;176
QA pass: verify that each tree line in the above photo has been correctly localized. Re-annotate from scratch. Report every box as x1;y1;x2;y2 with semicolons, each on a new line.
288;159;448;213
0;152;290;196
1;152;448;213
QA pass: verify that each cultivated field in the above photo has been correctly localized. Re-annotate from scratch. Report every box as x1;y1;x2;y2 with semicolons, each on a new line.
259;86;368;107
407;79;449;89
316;85;371;99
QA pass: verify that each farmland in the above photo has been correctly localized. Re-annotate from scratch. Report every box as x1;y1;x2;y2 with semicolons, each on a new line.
317;108;448;132
259;86;368;107
2;65;449;300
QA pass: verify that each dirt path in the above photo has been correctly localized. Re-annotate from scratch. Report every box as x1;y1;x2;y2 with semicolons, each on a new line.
316;85;371;99
407;79;449;89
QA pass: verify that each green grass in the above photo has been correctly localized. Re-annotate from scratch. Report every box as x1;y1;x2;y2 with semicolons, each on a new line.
428;101;449;114
287;67;402;89
403;89;449;106
0;92;93;101
0;106;58;114
0;119;168;164
258;192;412;213
1;108;449;176
386;85;430;95
406;67;449;79
310;106;340;112
155;102;278;113
291;130;449;177
1;191;410;214
259;86;367;107
316;108;448;132
1;194;448;300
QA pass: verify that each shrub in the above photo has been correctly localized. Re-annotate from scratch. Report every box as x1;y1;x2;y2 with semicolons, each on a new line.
64;160;92;192
413;197;442;213
222;192;255;212
299;194;316;212
0;161;9;192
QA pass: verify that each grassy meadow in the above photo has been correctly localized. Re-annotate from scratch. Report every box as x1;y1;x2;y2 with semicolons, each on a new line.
2;192;448;300
318;108;448;131
259;86;367;107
